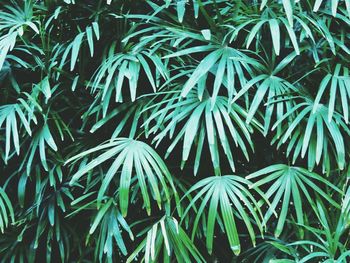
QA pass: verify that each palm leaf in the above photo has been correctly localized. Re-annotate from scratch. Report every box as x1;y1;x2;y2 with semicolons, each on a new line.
66;138;178;216
0;1;39;70
145;89;258;175
271;98;350;172
164;45;260;104
127;216;204;263
182;175;264;255
290;202;350;262
247;164;341;237
0;102;33;162
313;64;350;123
90;47;168;105
88;198;134;261
232;51;298;135
0;187;14;233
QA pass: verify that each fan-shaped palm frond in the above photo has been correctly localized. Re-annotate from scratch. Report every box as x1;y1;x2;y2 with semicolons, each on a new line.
238;235;297;263
91;47;168;104
88;198;133;261
271;98;350;172
66;138;178;216
183;175;264;255
20;122;58;174
290;202;350;262
127;216;204;263
58;22;100;71
1;0;350;261
145;89;258;175
232;51;298;135
0;0;39;70
234;6;300;55
235;3;340;56
247;164;341;237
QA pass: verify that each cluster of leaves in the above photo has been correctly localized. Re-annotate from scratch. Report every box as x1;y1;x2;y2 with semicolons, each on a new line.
0;0;349;262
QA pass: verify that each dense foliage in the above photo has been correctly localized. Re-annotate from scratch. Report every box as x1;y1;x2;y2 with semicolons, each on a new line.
0;0;350;262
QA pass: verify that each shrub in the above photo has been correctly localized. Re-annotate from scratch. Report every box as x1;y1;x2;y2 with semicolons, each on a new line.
0;0;349;262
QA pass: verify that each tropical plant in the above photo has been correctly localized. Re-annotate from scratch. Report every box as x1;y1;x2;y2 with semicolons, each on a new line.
0;0;349;262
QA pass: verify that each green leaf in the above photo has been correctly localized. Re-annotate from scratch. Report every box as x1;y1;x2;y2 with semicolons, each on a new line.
127;216;204;263
66;138;177;216
0;187;14;233
247;165;341;237
147;90;254;176
70;32;84;71
269;19;280;55
183;175;264;255
282;0;294;26
181;49;223;97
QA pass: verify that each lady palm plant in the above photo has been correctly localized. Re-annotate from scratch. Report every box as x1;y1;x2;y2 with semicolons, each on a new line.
0;0;349;262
